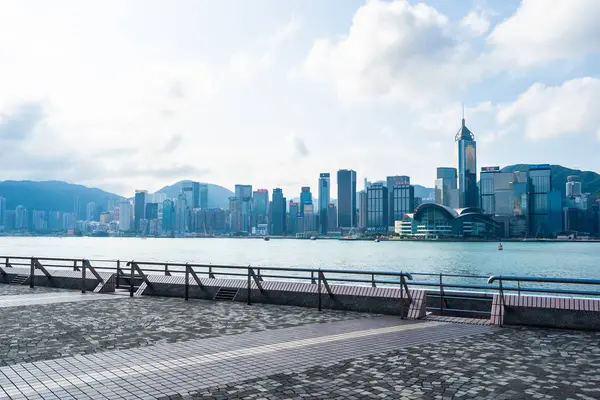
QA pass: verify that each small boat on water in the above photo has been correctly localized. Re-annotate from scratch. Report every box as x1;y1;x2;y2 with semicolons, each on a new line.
498;243;503;251
263;236;270;241
310;236;317;240
375;238;380;242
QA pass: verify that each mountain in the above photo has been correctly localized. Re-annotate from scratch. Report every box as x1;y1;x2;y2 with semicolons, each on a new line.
0;180;122;212
154;181;234;209
501;164;600;198
414;185;435;200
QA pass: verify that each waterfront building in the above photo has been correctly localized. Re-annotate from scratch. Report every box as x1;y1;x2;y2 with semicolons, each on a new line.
15;205;28;230
145;203;158;221
288;201;298;235
318;173;330;235
271;188;286;235
391;184;415;225
199;184;208;209
99;212;113;225
366;183;388;232
118;201;133;231
435;167;459;208
229;197;241;233
62;212;75;231
4;210;15;231
86;202;97;222
358;190;368;230
134;190;147;232
113;207;120;222
176;193;188;232
455;114;478;208
303;201;317;233
252;189;269;227
73;196;82;221
386;175;410;227
32;210;47;231
201;208;226;233
337;169;357;228
162;199;175;233
0;196;5;231
529;164;561;236
300;187;312;215
327;203;338;234
566;176;582;197
48;211;62;231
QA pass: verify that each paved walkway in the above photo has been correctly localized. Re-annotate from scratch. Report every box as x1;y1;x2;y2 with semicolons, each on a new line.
0;293;121;308
0;317;489;399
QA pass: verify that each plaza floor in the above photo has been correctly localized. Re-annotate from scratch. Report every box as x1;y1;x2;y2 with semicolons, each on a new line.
1;284;599;399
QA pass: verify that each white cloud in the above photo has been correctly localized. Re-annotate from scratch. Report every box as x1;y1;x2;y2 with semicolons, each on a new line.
487;0;600;67
460;10;490;36
299;0;479;107
497;77;600;141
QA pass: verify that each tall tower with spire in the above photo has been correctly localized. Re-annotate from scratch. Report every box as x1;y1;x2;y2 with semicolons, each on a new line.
455;105;478;208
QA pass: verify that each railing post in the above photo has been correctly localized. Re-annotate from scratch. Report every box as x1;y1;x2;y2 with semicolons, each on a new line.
317;269;322;311
311;270;316;284
5;257;8;270
400;273;405;319
81;259;87;293
372;273;376;288
129;261;134;298
439;273;444;316
184;264;189;301
209;266;215;279
116;260;121;289
499;279;504;327
165;264;169;276
247;266;252;305
73;260;78;271
517;280;520;296
30;257;35;288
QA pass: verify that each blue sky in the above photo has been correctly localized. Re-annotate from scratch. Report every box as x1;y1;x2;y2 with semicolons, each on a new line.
0;0;599;197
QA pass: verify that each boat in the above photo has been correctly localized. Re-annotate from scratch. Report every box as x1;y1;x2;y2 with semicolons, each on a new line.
310;236;317;240
263;236;270;241
498;243;503;251
375;238;380;242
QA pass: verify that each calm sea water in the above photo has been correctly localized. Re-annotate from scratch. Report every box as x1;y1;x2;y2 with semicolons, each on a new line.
0;237;598;280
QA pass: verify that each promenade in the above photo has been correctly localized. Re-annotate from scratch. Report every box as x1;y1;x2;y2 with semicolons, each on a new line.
1;284;600;399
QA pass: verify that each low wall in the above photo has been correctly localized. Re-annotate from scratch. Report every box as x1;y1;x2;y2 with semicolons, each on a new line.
0;267;110;292
503;307;600;330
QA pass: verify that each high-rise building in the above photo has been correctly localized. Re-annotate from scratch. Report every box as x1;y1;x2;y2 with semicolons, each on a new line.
479;167;500;214
271;188;286;235
529;164;553;235
234;185;253;233
455;114;478;208
566;176;582;197
367;183;388;231
235;185;253;201
15;205;28;230
337;169;357;228
327;204;337;233
199;184;208;209
134;190;147;232
391;184;415;223
300;187;312;215
48;211;62;231
435;167;459;208
386;176;410;227
32;210;47;231
229;197;241;232
145;203;158;220
86;202;97;222
4;210;15;231
318;173;330;235
73;196;83;221
288;201;298;235
252;189;269;227
162;199;175;233
62;213;75;231
176;193;188;232
118;200;133;231
358;190;368;229
303;201;316;233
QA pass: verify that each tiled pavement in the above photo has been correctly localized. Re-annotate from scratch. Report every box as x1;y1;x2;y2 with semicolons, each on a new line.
2;284;600;399
0;286;69;297
0;293;121;308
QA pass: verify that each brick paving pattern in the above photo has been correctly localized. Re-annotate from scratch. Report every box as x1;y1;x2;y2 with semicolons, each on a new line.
0;286;69;297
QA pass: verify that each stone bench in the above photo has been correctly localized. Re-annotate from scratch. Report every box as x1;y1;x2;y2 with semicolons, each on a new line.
491;294;600;330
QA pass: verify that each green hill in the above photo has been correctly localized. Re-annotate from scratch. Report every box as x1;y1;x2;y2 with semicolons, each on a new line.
501;164;600;198
0;180;122;212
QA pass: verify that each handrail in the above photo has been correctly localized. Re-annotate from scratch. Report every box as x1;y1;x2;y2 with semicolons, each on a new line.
488;275;600;285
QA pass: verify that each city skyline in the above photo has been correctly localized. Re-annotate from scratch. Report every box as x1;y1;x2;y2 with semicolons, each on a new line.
0;1;599;198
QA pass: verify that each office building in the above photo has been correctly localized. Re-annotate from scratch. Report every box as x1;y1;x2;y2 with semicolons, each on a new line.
176;193;188;232
479;167;499;215
162;199;175;233
358;190;368;229
366;183;388;232
32;211;47;231
252;189;269;227
435;167;459;208
455;114;478;207
145;203;158;221
234;184;253;233
4;210;15;231
86;202;97;222
199;184;208;209
271;188;286;235
318;173;330;234
62;213;75;231
118;200;133;232
48;211;62;231
288;201;298;235
229;197;241;233
300;187;312;215
337;169;357;228
134;190;147;232
303;201;317;233
327;204;338;233
391;184;415;223
386;176;410;226
529;164;558;236
99;212;113;225
0;196;5;230
566;176;582;197
15;206;27;230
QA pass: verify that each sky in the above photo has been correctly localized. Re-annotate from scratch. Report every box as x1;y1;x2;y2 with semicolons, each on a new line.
0;0;599;197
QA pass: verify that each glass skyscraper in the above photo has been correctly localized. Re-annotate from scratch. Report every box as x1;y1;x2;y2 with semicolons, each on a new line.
366;183;388;231
392;184;415;222
134;190;147;232
337;169;357;228
435;167;459;208
318;173;330;234
386;176;410;227
455;117;478;208
300;187;312;215
271;188;286;235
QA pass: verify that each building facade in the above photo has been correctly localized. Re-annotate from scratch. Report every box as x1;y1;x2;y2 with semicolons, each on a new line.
134;190;147;232
391;184;415;224
337;169;357;228
318;173;330;235
270;188;286;235
366;183;388;232
288;201;298;235
118;200;133;232
455;117;478;208
435;167;459;208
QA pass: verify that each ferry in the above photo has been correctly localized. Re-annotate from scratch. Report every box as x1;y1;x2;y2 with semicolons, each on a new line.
263;236;270;241
498;243;503;251
310;236;317;240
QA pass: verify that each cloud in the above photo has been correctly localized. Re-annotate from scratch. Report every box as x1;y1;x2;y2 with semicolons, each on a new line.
112;163;211;179
299;0;479;106
0;102;45;141
487;0;600;67
290;134;309;158
161;134;183;153
497;77;600;141
461;10;490;36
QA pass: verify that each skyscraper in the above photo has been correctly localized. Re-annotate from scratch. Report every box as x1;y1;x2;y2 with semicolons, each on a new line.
300;187;312;215
435;167;459;208
15;205;28;230
358;190;368;229
145;203;158;220
176;193;188;232
252;189;269;227
566;176;582;197
387;175;410;226
392;184;415;222
455;112;478;208
86;202;97;222
0;196;6;230
199;184;209;209
367;183;388;231
288;201;298;235
318;173;330;234
134;190;147;232
118;200;132;231
337;169;357;228
235;185;253;233
271;188;286;235
162;199;175;233
327;203;337;233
